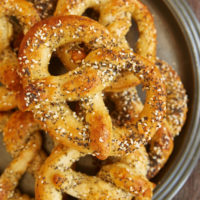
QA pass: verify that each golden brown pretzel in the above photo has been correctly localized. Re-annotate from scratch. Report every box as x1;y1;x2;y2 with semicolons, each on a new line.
0;49;19;111
0;110;46;199
3;111;46;176
110;60;187;178
54;0;156;90
95;0;187;177
36;145;133;200
55;0;156;57
0;0;41;111
18;15;118;159
0;0;40;35
147;60;187;178
98;146;155;200
0;132;41;200
18;16;165;158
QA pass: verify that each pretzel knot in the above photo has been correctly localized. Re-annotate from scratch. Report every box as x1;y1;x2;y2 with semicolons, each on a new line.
0;111;45;199
98;146;155;199
18;15;166;159
36;145;154;200
0;0;40;112
110;60;187;178
54;0;156;91
55;0;156;55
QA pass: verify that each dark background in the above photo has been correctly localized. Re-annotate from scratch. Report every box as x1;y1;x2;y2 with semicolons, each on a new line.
174;0;200;199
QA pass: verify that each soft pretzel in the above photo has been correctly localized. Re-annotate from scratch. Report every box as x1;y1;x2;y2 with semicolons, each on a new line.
18;16;165;158
0;133;41;200
98;146;155;200
147;60;187;178
0;0;40;35
54;0;156;91
18;15;118;159
54;0;156;55
36;145;133;200
3;111;46;176
0;0;41;112
110;60;187;178
0;49;19;111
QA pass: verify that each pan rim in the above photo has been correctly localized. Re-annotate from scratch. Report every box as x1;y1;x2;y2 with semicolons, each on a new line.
153;0;200;199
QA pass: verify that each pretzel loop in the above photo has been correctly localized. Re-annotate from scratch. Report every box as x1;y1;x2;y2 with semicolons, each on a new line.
36;145;133;200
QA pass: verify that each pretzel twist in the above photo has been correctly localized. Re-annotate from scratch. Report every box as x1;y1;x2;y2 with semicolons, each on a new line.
18;16;165;158
36;145;133;200
54;0;156;91
18;15;117;159
98;146;155;200
0;0;40;34
0;110;47;199
0;0;40;112
0;132;41;200
94;0;187;177
111;60;187;178
3;111;46;176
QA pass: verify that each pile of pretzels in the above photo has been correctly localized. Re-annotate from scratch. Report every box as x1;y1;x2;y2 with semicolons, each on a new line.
0;0;188;199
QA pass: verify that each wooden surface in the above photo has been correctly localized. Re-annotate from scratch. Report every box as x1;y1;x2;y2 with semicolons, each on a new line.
173;0;200;199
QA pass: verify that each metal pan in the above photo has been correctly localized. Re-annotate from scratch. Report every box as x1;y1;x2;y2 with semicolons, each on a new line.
150;0;200;199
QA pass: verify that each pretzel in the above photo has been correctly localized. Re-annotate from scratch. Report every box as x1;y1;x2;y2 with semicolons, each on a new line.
18;15;119;159
95;0;187;177
147;60;187;178
0;132;41;200
36;145;133;200
98;146;155;199
18;16;165;158
54;0;156;90
54;0;156;54
110;60;187;178
3;111;46;176
0;0;40;112
0;110;46;199
0;0;40;35
0;49;20;111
